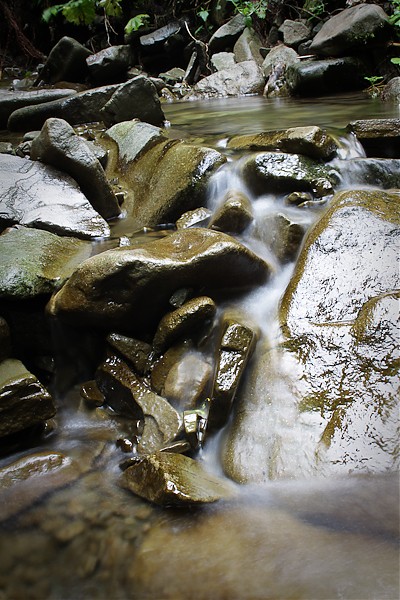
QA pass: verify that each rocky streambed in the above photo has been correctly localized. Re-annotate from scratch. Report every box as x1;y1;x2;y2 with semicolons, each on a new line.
0;58;399;600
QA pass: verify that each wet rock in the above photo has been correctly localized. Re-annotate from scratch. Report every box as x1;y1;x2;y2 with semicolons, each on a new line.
0;359;55;438
96;355;182;453
241;151;338;196
80;380;105;408
0;451;81;521
0;226;92;300
189;61;265;98
255;213;306;263
277;189;400;474
176;207;212;229
0;142;13;154
100;76;165;127
48;228;271;335
279;20;312;48
163;352;212;411
261;44;299;78
284;191;314;206
346;118;400;158
209;14;246;55
0;154;109;239
30;118;121;220
121;451;234;506
211;52;236;71
38;36;91;84
7;84;120;132
286;57;366;96
153;296;217;354
107;333;152;375
381;77;400;102
104;119;166;166
335;157;400;189
183;400;209;449
228;126;338;160
184;41;210;85
208;317;258;431
106;136;226;228
159;68;186;85
0;317;11;362
233;27;263;65
0;88;76;129
87;45;132;85
309;4;389;57
209;190;253;234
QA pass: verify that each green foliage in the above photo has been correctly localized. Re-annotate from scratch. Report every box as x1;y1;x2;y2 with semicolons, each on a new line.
42;0;123;26
388;0;400;29
227;0;268;27
124;13;150;34
302;0;325;21
391;57;400;64
364;75;384;98
197;7;210;23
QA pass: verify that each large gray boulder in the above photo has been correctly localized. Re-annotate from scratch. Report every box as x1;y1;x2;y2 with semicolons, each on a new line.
190;61;265;98
209;14;247;55
86;45;132;85
30;118;121;220
0;154;109;239
0;226;91;300
310;4;389;57
286;57;366;96
48;228;272;335
233;27;263;65
99;76;165;127
279;19;312;48
7;84;120;131
38;36;92;84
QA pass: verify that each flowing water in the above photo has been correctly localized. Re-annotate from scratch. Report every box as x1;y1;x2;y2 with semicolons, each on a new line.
0;93;399;599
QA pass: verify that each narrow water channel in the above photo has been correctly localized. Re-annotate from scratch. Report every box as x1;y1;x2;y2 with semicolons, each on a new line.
0;92;399;599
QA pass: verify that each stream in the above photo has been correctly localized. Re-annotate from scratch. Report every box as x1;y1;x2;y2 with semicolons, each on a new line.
0;92;399;599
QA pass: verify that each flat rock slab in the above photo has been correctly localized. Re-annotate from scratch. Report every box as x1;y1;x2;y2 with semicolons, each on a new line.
0;226;92;300
0;88;77;129
121;451;235;506
347;118;400;158
0;154;109;239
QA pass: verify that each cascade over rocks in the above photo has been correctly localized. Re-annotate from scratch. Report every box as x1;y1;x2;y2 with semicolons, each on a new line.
48;228;272;335
30;118;121;221
347;118;400;158
104;121;226;228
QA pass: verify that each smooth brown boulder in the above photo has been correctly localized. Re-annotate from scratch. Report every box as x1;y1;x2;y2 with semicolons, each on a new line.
48;228;272;335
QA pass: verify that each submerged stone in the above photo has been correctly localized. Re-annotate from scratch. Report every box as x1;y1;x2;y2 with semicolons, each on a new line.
121;451;234;506
0;154;109;239
48;228;271;335
0;451;81;521
0;226;92;300
0;359;56;438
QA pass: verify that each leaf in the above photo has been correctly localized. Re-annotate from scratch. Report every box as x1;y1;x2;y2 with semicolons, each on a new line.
124;13;150;34
42;4;65;22
198;9;209;23
391;57;400;64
